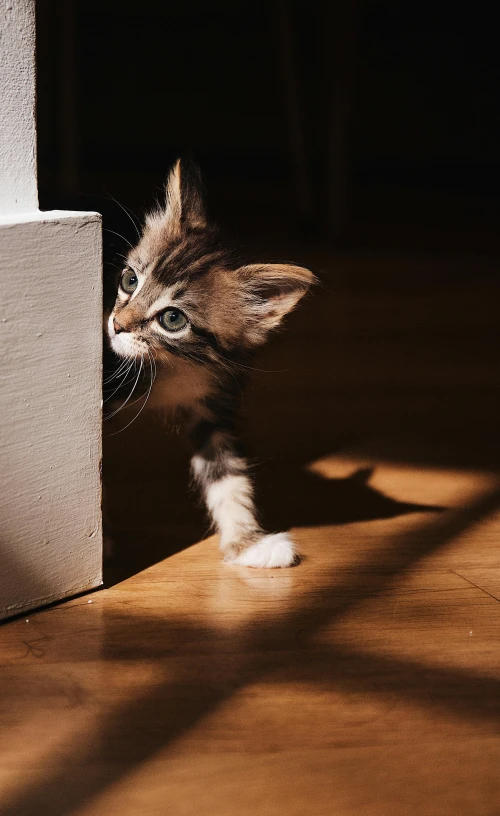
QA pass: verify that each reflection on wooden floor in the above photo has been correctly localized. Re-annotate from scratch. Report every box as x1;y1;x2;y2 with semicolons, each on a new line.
1;250;500;815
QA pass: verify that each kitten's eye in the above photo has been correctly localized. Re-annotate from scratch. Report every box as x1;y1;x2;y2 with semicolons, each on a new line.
120;269;138;294
158;308;188;332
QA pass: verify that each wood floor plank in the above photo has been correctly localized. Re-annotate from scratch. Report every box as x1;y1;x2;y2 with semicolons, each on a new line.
1;263;500;815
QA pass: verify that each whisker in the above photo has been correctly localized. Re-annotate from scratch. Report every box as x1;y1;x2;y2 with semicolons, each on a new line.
103;366;130;388
218;351;289;375
108;350;157;436
103;361;137;402
104;356;144;420
205;327;288;375
104;228;134;250
105;191;141;240
209;354;243;398
149;348;158;385
103;355;134;384
103;358;136;396
107;362;151;412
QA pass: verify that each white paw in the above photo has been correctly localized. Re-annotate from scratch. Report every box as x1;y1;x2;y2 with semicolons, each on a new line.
227;532;298;569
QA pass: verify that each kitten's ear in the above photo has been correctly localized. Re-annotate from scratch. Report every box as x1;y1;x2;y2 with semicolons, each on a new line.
236;263;316;345
147;158;206;236
161;159;183;235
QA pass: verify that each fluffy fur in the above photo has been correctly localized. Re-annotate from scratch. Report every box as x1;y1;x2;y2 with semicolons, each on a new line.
106;159;315;568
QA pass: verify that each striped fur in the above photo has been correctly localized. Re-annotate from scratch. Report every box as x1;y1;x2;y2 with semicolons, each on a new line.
107;159;315;567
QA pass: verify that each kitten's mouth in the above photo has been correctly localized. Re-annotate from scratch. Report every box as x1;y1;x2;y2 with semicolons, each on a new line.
108;314;145;359
110;335;147;359
109;329;146;360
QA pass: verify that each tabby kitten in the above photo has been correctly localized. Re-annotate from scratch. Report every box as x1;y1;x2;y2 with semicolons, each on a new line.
107;160;315;568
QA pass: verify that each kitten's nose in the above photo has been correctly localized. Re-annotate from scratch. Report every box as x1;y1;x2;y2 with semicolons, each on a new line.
113;318;125;334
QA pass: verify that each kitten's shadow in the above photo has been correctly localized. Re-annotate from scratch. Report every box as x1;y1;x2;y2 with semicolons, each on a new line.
258;465;443;533
104;459;443;586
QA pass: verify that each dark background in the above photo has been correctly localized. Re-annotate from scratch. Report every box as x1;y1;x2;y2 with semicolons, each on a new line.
35;1;500;580
36;0;500;260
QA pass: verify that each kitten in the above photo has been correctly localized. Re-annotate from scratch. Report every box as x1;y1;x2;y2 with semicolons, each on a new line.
106;160;315;568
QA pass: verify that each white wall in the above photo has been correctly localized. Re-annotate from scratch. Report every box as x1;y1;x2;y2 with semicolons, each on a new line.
0;0;38;215
0;0;103;619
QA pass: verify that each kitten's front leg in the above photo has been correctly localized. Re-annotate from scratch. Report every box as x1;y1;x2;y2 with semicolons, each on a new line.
190;421;298;568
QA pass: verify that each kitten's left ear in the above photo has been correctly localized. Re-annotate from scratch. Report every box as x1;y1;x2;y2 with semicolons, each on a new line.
236;263;316;345
146;158;206;236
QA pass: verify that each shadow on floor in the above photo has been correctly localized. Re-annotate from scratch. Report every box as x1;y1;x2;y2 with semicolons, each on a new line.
103;461;443;587
259;465;443;532
3;483;500;816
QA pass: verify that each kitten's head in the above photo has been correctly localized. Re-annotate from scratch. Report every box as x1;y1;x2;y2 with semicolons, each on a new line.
107;160;315;368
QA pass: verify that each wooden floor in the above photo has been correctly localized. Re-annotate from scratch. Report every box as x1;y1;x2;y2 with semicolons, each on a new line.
1;246;500;816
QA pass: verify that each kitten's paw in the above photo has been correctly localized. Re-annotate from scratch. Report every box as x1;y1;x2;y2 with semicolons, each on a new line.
226;532;299;569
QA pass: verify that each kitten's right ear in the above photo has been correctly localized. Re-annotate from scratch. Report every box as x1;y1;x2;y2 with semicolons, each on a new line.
235;262;316;346
146;159;206;237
